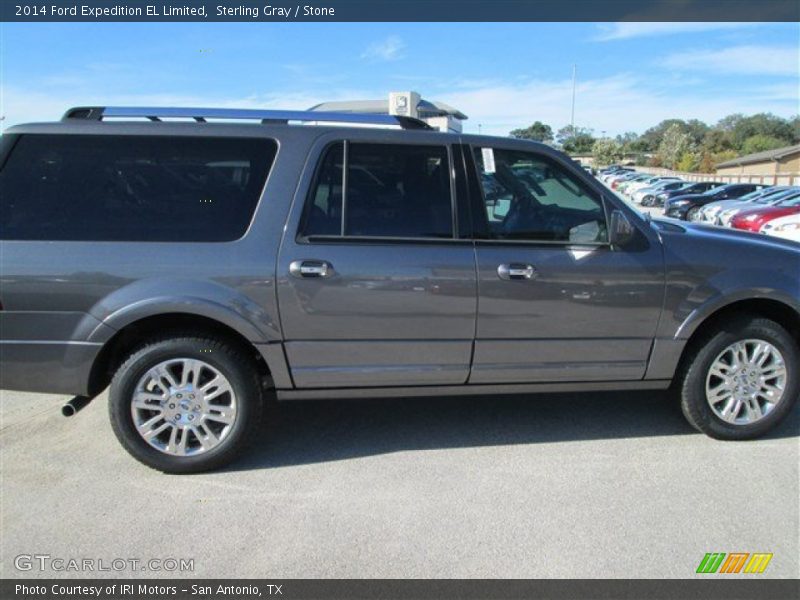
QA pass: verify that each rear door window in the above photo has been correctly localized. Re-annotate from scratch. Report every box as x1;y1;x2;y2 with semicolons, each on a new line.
0;134;277;241
301;142;454;240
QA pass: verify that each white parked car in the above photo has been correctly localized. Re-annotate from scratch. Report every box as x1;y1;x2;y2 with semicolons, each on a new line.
600;169;634;183
701;187;792;224
626;176;681;199
761;213;800;242
719;189;800;226
632;179;685;204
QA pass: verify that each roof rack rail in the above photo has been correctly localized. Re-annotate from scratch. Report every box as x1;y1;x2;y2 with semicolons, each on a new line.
61;106;433;130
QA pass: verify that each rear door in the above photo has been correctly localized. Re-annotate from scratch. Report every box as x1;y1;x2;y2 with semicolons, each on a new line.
461;142;665;383
276;131;477;388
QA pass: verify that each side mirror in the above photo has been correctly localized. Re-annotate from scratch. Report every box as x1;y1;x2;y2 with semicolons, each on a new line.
609;209;636;247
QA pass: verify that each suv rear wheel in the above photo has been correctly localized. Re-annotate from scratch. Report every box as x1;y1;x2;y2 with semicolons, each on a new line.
109;336;263;473
679;316;798;439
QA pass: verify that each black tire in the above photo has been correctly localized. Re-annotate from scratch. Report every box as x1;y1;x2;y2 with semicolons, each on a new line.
685;206;701;221
678;316;799;440
109;336;263;473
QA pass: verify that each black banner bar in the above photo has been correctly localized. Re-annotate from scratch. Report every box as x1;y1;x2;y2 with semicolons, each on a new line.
3;579;800;600
1;0;799;22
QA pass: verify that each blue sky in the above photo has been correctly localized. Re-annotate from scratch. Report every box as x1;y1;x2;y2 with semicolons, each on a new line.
1;21;798;135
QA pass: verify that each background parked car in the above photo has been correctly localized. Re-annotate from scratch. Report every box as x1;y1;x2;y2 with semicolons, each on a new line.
609;172;642;189
665;183;767;221
700;186;793;224
718;188;800;227
761;212;800;242
626;176;681;199
615;174;651;193
636;180;687;205
599;167;634;183
653;181;724;207
731;196;800;232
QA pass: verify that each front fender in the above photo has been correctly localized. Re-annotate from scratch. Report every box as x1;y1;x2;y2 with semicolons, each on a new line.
673;270;800;341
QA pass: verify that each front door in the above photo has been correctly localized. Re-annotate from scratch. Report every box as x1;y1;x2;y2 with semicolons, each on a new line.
277;134;477;388
464;143;664;383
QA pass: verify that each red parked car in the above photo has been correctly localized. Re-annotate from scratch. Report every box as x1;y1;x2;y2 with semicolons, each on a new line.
731;196;800;232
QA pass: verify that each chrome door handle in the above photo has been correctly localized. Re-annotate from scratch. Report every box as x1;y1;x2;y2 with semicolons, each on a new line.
497;263;536;280
289;260;333;278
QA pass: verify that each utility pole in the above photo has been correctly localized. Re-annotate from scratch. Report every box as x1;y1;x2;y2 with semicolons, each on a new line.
570;64;577;133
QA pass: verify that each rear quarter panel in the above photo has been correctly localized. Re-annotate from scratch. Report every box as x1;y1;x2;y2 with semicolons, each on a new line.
0;123;317;394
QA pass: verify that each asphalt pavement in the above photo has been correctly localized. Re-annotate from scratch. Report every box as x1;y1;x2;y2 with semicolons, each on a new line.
1;388;798;578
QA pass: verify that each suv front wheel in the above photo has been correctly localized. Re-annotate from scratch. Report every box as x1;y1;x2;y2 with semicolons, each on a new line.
679;316;798;439
109;336;263;473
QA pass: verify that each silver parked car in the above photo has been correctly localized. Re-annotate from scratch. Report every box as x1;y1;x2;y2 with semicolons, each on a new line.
717;188;800;227
1;106;799;472
700;186;793;224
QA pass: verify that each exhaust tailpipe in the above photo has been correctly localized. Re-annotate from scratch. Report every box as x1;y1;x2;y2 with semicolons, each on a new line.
62;395;93;417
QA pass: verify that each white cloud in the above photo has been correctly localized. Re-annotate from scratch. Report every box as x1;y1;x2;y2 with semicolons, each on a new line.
436;74;799;136
594;22;756;41
661;45;800;77
360;35;405;62
6;74;795;138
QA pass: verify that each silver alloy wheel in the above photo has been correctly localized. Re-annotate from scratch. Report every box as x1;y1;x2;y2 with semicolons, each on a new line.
131;358;238;456
705;339;787;425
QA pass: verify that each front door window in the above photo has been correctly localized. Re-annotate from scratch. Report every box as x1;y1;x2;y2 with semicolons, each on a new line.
473;148;608;244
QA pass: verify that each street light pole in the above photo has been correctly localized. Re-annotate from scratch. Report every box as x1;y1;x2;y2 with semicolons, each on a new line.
570;64;577;133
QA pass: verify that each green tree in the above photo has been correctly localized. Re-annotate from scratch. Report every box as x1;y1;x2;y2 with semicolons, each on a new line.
657;124;694;170
640;118;709;152
716;113;745;133
509;121;553;143
688;120;710;144
699;150;737;174
639;119;689;152
701;129;734;154
790;115;800;143
592;138;623;166
676;151;700;172
615;131;649;155
740;134;789;155
721;113;795;150
556;125;596;154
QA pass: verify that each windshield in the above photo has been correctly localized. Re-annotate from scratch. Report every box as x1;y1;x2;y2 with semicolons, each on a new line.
703;185;733;196
755;189;799;204
777;193;800;206
738;188;771;202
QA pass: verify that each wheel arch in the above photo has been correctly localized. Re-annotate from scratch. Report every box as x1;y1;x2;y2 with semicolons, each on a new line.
87;312;274;396
674;297;800;380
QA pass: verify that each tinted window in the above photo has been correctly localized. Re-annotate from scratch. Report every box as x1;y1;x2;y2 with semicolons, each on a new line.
473;147;607;243
302;142;453;239
0;134;276;241
303;143;344;236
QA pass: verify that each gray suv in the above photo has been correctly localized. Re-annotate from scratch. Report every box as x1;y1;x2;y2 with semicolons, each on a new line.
1;106;798;473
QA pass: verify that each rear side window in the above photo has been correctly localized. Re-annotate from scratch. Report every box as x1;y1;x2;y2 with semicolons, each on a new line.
0;134;277;241
301;142;453;239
